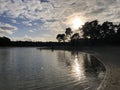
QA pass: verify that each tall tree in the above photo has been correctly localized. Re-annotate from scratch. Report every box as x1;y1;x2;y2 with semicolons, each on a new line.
56;34;66;42
82;22;90;39
61;34;66;42
65;27;73;37
101;21;115;38
82;20;100;39
71;33;80;40
56;34;62;42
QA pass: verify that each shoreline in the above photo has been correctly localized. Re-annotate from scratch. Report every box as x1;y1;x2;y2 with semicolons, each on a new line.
84;47;120;90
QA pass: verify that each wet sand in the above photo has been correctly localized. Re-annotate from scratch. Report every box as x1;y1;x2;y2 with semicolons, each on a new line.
83;46;120;90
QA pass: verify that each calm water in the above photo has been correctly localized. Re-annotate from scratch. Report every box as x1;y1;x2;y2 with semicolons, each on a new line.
0;48;106;90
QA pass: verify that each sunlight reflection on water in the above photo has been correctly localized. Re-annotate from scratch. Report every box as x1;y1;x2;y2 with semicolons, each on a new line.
71;54;85;81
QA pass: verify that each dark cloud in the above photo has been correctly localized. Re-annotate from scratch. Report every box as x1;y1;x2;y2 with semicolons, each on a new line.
46;19;58;22
0;26;15;30
105;0;117;4
96;0;117;6
40;0;49;3
96;1;105;6
0;22;17;35
90;8;105;14
22;0;25;2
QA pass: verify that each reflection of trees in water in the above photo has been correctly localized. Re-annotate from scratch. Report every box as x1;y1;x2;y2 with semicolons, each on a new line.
57;50;106;73
57;51;72;67
57;50;86;81
57;51;106;81
83;54;106;80
71;51;78;56
57;50;83;68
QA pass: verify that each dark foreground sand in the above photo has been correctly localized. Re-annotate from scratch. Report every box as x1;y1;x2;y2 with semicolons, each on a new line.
83;46;120;90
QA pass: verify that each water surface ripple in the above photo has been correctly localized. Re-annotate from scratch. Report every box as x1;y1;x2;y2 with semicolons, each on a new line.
0;48;106;90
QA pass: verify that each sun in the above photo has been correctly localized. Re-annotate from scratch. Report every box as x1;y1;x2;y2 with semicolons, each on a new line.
72;17;84;30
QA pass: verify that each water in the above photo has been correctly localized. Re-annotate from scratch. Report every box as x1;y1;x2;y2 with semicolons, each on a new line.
0;48;106;90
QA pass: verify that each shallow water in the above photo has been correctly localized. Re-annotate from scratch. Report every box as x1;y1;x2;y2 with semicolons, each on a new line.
0;48;106;90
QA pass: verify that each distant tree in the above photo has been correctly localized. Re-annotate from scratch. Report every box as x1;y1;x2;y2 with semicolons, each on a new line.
71;33;80;40
56;19;120;46
56;34;62;42
0;36;11;42
88;20;99;39
101;21;115;38
65;27;73;37
61;34;66;42
117;24;120;38
82;20;117;40
82;20;100;39
56;34;66;42
0;36;11;46
82;22;90;39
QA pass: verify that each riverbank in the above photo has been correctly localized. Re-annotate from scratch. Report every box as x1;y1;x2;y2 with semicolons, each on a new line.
83;47;120;90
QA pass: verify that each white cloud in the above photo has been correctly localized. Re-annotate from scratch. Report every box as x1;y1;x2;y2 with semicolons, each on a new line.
23;34;32;41
29;30;34;33
0;0;120;41
22;21;33;26
1;0;120;22
0;22;18;35
0;0;42;19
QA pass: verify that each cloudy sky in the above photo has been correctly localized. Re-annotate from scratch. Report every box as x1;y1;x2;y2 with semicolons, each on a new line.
0;0;120;41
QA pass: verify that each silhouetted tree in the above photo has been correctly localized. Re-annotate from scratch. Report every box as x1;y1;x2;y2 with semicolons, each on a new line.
101;21;115;39
61;34;66;42
65;27;73;36
117;24;120;38
65;27;73;41
56;34;62;42
0;36;11;46
71;33;80;40
82;20;100;39
82;20;117;40
56;34;66;42
89;20;99;39
0;36;11;42
82;22;90;39
56;19;120;46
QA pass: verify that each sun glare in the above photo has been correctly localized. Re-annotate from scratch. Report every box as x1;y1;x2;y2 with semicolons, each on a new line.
72;17;84;30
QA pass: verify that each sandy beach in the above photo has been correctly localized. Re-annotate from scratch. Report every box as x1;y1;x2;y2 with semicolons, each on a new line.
83;46;120;90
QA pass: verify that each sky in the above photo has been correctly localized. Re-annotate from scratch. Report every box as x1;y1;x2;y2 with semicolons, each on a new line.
0;0;120;41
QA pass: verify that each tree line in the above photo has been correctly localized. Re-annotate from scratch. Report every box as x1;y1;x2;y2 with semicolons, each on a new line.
56;20;120;46
0;36;69;47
